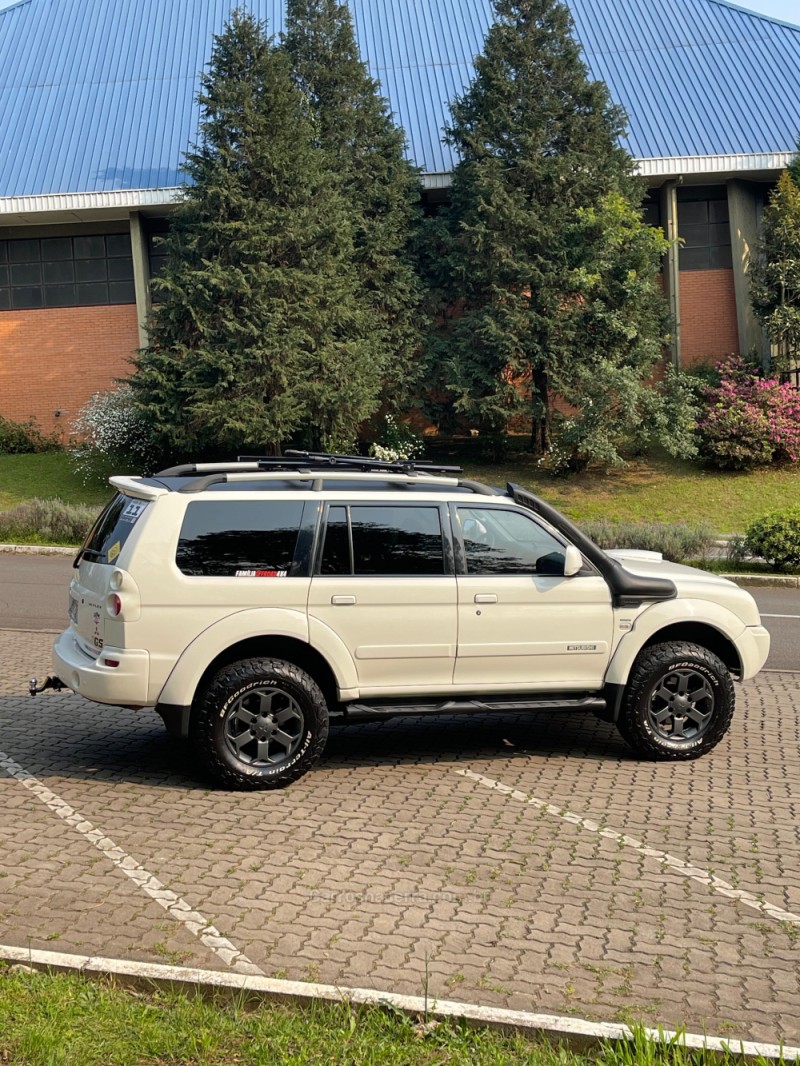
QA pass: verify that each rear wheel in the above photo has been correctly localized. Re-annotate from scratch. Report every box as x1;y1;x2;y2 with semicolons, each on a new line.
617;641;735;760
191;657;329;789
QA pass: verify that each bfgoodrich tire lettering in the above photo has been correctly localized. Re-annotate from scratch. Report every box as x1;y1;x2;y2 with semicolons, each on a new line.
191;657;329;790
617;641;735;761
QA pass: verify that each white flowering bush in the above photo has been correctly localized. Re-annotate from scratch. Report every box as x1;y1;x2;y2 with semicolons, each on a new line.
69;385;155;484
369;414;424;463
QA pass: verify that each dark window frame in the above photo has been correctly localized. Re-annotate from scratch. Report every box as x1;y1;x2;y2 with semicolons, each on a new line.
0;233;135;310
677;187;732;273
315;502;454;577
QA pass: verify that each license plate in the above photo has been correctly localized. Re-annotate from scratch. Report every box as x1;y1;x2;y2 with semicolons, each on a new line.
68;596;78;625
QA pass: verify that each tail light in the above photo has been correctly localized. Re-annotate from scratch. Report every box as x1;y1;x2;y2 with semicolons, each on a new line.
107;593;122;617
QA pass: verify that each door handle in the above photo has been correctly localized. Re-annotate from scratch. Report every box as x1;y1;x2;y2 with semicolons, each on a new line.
331;595;356;606
474;594;497;604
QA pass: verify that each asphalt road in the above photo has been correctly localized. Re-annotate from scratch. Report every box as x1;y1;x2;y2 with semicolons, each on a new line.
1;550;798;668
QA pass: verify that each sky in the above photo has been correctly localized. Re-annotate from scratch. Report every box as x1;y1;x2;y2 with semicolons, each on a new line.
738;0;800;22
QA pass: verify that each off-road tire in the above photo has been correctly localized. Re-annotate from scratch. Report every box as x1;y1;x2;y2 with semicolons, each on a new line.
191;657;329;790
617;641;735;760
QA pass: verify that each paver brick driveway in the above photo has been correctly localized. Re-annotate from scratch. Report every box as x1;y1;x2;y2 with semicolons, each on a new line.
1;628;798;1045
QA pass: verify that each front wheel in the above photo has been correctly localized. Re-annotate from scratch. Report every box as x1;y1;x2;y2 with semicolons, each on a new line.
617;641;735;760
191;657;329;789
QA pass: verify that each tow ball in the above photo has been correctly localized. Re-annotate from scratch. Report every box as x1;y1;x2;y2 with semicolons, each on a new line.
29;676;67;696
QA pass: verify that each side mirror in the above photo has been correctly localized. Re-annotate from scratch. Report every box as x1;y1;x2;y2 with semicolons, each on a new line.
563;544;583;577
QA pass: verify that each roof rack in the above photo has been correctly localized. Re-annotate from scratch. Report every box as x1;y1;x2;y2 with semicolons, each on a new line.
156;450;464;479
152;451;503;496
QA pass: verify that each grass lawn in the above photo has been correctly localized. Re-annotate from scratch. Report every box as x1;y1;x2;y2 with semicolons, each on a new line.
0;969;778;1066
456;453;800;533
2;448;799;536
0;452;111;510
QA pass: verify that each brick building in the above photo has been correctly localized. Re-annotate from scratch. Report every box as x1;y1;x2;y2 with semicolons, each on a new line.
1;0;799;437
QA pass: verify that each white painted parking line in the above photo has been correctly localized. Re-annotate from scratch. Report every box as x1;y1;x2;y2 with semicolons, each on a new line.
456;768;800;928
761;613;800;619
0;749;263;976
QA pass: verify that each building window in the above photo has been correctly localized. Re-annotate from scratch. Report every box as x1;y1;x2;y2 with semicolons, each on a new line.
677;187;732;271
147;220;171;288
642;194;661;229
0;234;135;311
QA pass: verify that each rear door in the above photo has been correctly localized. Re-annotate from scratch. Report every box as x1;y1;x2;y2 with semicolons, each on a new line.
453;505;613;690
70;494;150;654
307;502;457;691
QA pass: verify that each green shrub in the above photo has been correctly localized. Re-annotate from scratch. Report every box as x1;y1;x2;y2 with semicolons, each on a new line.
0;415;60;455
744;507;800;571
0;498;97;545
579;520;716;563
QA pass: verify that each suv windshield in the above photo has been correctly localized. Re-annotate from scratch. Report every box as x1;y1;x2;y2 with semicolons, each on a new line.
76;494;149;566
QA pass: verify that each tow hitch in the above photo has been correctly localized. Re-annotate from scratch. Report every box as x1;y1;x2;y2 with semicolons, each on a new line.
29;676;67;696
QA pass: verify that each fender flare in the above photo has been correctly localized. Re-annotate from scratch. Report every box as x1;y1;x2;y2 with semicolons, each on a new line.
157;608;357;707
604;599;746;688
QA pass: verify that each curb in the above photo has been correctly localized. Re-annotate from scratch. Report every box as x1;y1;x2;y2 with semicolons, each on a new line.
0;544;74;556
0;945;796;1062
720;573;800;589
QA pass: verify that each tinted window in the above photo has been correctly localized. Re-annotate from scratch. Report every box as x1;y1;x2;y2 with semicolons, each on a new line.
0;234;136;309
176;501;303;576
459;507;566;576
80;494;149;565
350;506;444;575
677;187;731;272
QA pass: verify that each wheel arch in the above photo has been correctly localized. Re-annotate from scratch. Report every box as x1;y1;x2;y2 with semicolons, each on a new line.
156;608;358;713
605;601;746;693
640;622;742;677
156;635;343;741
193;636;340;710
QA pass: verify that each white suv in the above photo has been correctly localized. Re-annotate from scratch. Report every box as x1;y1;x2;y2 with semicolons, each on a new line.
37;453;770;789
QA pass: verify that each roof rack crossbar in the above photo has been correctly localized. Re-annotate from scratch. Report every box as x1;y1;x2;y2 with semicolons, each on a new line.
247;450;464;475
158;451;465;482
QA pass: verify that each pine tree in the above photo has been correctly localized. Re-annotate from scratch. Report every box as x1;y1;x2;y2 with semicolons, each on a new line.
439;0;669;460
750;169;800;374
284;0;424;405
130;10;385;459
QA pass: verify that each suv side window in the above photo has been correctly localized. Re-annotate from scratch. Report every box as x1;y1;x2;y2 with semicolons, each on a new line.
319;505;446;576
176;500;304;576
457;506;567;576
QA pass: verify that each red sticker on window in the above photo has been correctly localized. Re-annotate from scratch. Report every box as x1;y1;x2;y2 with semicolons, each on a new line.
234;569;287;578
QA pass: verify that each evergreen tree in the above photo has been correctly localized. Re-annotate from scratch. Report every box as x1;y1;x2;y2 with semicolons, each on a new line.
750;169;800;374
439;0;670;460
130;10;385;459
284;0;424;404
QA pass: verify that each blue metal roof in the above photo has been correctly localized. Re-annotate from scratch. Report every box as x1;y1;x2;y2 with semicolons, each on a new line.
1;0;799;198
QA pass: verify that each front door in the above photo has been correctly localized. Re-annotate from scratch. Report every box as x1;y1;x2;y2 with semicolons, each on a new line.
453;505;613;690
308;502;457;692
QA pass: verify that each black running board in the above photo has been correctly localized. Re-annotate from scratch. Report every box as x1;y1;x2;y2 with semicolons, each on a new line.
342;694;606;721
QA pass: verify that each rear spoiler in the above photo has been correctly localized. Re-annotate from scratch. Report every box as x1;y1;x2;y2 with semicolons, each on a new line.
507;483;677;608
109;476;169;501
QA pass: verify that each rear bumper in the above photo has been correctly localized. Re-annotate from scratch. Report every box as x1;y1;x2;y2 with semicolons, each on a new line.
739;624;771;681
53;628;151;705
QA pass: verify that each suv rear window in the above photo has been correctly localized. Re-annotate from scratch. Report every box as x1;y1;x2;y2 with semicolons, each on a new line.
79;494;149;565
176;500;304;576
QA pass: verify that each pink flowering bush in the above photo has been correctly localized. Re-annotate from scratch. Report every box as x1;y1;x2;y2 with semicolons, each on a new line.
696;357;800;470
